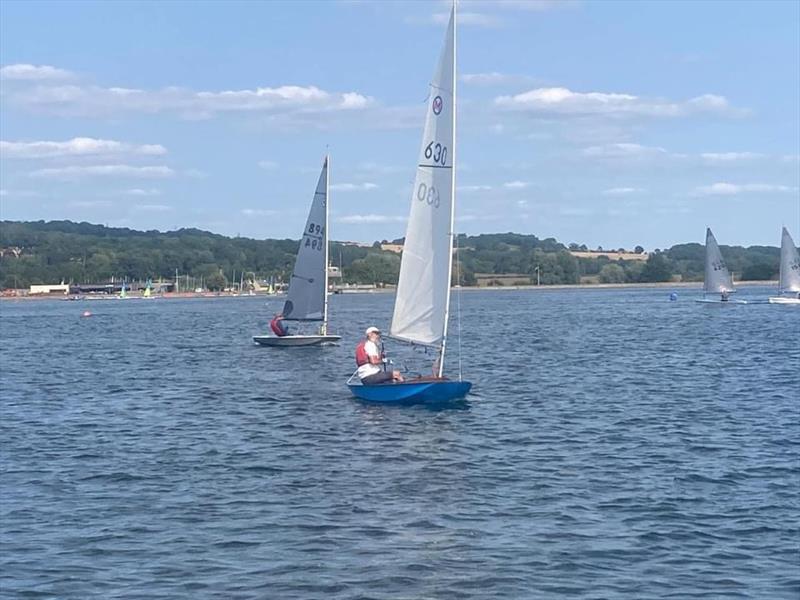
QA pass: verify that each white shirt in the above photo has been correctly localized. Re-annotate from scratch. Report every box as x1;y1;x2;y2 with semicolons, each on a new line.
357;339;382;379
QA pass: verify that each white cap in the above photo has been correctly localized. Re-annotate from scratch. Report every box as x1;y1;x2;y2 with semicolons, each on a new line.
365;326;380;335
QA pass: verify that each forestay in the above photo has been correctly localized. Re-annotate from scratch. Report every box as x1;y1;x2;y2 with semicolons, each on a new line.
779;227;800;293
283;158;328;321
390;8;455;348
704;228;734;294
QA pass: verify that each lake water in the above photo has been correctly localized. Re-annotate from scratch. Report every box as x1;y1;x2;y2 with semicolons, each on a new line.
1;287;798;599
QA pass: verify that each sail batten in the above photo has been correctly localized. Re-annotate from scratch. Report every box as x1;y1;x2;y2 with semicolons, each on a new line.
704;228;735;294
390;7;455;354
779;227;800;293
282;158;329;322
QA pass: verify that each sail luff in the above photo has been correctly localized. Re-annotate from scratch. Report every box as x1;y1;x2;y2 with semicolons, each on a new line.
323;154;330;332
704;228;735;294
780;227;800;292
438;2;456;379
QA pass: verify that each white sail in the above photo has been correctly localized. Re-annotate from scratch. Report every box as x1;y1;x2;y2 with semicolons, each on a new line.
282;157;328;321
704;228;734;294
779;227;800;293
390;7;455;356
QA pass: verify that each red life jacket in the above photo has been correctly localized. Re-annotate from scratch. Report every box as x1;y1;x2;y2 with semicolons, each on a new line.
355;340;369;366
270;317;286;337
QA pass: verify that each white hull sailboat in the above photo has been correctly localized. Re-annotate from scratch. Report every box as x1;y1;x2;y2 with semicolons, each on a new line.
768;227;800;305
253;156;340;347
696;228;747;304
347;3;471;403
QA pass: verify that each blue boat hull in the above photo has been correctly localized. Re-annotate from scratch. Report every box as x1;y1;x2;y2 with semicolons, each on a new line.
348;379;472;404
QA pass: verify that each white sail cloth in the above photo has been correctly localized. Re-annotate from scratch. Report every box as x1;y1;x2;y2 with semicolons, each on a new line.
779;227;800;293
283;158;328;321
390;9;455;347
704;228;735;294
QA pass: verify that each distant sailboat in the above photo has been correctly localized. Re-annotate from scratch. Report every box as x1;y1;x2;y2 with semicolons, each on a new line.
696;228;747;304
253;156;341;346
347;3;472;403
143;281;152;298
119;282;128;300
769;227;800;305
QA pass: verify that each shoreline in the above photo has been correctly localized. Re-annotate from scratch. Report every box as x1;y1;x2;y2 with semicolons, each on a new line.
0;280;778;301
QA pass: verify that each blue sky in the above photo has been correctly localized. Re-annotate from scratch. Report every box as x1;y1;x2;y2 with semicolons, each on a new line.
1;0;798;249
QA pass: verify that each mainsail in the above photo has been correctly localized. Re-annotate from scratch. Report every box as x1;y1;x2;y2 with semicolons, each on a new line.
283;157;329;321
704;228;734;294
390;7;456;364
779;227;800;293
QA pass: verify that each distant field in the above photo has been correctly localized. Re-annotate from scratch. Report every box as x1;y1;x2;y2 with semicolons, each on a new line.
570;251;649;261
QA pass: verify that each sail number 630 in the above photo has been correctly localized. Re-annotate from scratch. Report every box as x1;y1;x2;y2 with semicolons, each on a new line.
424;141;447;166
417;182;441;208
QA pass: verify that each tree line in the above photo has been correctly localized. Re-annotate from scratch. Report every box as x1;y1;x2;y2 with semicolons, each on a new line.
0;220;780;289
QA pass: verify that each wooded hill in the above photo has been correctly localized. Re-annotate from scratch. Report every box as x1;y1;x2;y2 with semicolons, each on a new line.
0;220;780;289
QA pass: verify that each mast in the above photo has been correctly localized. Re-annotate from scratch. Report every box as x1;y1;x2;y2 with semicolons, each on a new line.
322;154;330;334
438;0;456;378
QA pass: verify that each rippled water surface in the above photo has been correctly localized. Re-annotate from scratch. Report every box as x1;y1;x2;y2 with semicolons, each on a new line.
2;287;798;599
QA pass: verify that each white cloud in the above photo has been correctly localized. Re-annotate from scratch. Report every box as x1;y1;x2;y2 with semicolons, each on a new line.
0;64;74;80
461;72;540;86
583;143;668;158
1;137;166;158
258;160;278;170
700;152;764;163
503;180;530;189
124;188;161;196
602;187;645;195
426;12;503;28
30;164;175;180
0;189;40;199
466;0;574;10
340;92;370;109
241;208;277;217
458;184;493;192
337;214;406;224
5;78;373;119
692;182;799;196
583;143;782;166
496;87;743;118
330;182;378;191
69;200;112;208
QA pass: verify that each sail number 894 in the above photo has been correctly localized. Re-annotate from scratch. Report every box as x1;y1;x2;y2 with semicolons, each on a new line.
424;141;447;166
417;182;441;208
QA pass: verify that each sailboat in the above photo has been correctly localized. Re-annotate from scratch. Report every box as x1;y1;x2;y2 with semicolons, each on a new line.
696;228;747;304
253;156;341;346
347;4;472;403
769;227;800;304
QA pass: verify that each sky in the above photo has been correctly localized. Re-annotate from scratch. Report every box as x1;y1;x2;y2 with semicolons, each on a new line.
1;0;798;250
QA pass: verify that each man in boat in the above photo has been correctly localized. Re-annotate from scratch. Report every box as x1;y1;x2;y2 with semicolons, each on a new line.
356;327;404;385
721;291;729;302
270;313;289;337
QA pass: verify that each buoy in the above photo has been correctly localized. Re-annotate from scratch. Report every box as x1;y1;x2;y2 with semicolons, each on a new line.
669;292;678;301
81;310;92;318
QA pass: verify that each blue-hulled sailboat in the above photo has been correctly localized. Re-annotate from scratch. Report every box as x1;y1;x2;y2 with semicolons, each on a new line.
347;3;472;403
